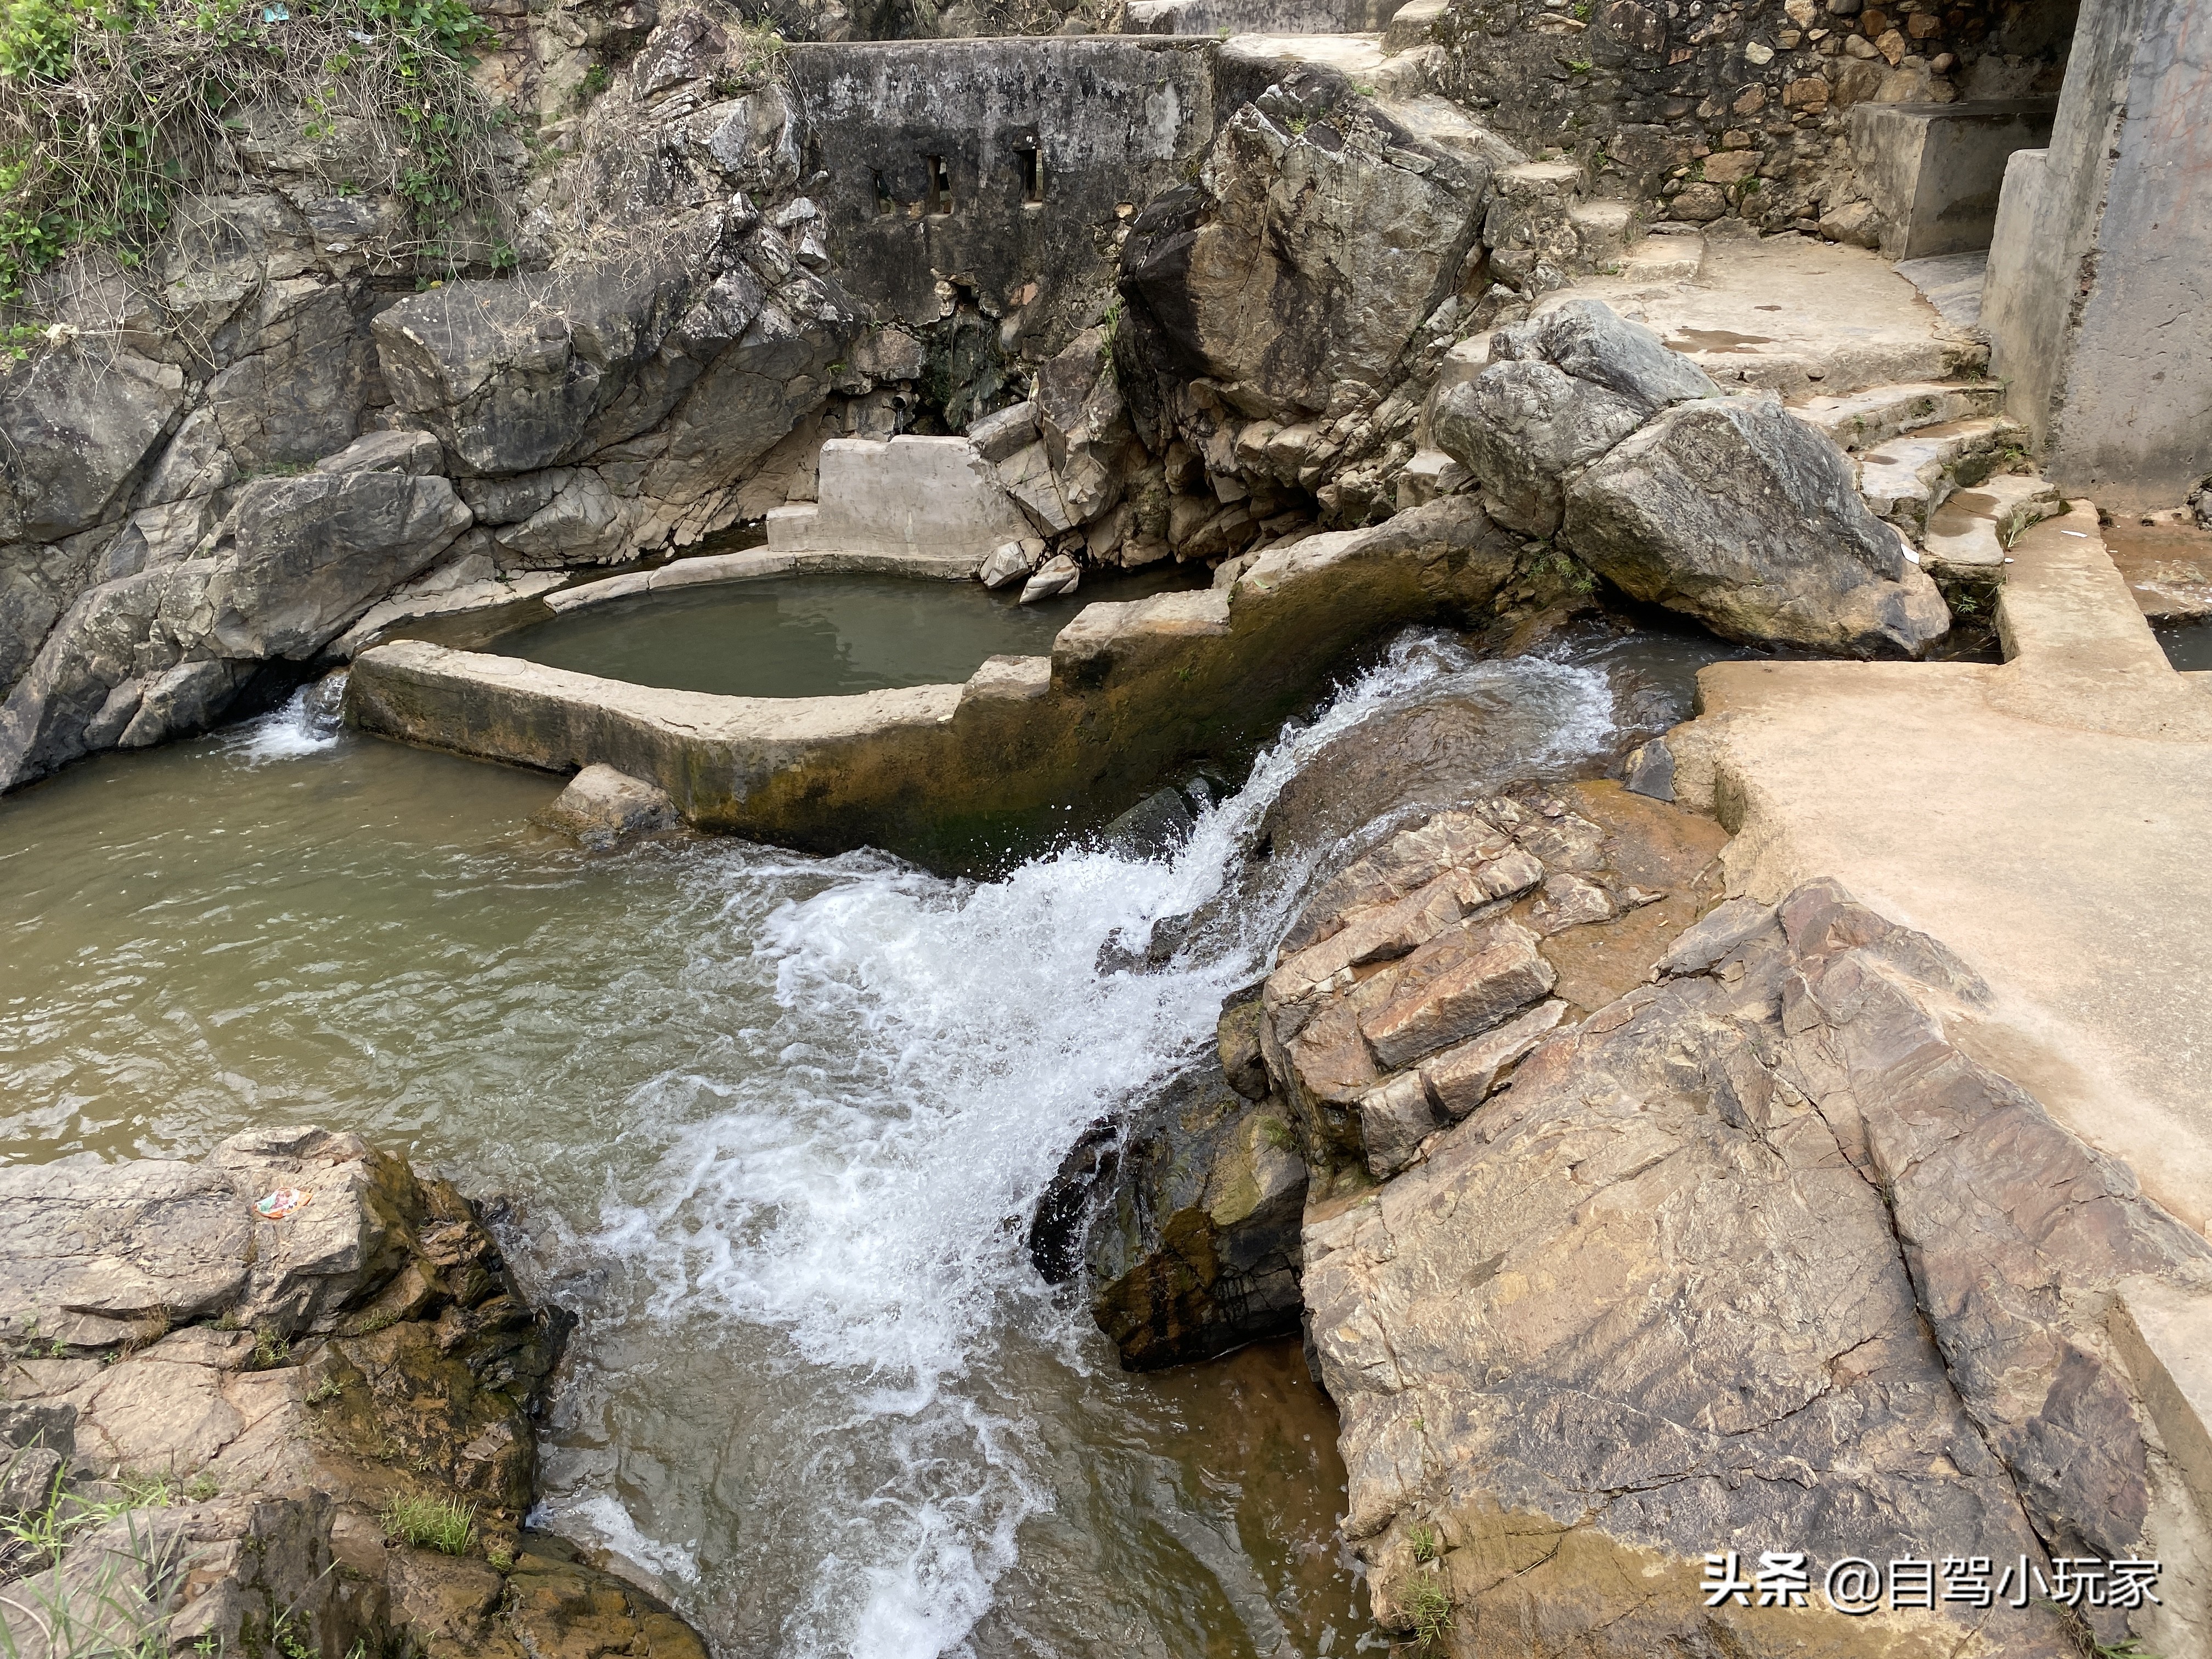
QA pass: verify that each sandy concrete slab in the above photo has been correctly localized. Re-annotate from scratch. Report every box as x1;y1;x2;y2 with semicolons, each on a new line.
1560;235;1986;397
1674;504;2212;1230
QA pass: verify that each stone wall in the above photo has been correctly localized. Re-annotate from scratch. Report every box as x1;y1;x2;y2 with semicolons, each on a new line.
1425;0;2076;240
783;38;1217;370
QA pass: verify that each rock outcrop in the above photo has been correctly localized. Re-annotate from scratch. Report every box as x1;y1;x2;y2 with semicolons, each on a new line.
1301;879;2212;1656
1434;299;1951;656
1116;65;1522;536
1261;781;1723;1178
1075;1029;1309;1370
0;1128;708;1659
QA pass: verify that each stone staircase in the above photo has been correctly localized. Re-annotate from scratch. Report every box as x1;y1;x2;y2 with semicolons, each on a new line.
1798;380;2058;581
1115;0;2060;592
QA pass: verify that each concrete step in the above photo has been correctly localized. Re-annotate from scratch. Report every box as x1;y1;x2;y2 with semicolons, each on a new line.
1855;416;2020;534
1568;201;1636;268
1125;0;1400;33
1221;32;1389;76
1795;380;2006;452
1616;230;1703;283
1921;470;2062;578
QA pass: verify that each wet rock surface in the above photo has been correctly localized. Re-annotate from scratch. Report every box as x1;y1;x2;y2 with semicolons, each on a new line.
1080;1058;1308;1371
0;1128;708;1659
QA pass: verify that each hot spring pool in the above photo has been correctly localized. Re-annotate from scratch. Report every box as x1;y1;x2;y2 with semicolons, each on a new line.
482;567;1204;699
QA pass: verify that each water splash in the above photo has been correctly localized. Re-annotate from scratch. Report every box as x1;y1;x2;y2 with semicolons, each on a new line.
222;682;340;763
562;633;1621;1658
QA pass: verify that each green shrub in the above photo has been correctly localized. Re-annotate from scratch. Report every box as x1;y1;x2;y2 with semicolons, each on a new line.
0;0;505;309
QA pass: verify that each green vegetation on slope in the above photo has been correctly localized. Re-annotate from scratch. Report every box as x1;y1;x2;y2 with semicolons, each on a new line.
0;0;505;307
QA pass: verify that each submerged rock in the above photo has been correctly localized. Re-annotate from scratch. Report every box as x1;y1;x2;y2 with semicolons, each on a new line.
1018;551;1080;604
535;762;681;848
0;1128;708;1659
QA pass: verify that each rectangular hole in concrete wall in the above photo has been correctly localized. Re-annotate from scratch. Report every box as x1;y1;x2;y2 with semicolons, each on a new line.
1017;146;1043;205
925;155;953;216
872;169;894;217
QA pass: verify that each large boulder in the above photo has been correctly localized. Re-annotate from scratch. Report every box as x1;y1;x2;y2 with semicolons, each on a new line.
1301;882;2212;1657
1565;393;1952;656
371;260;697;477
207;458;472;658
1432;299;1719;536
1431;362;1646;537
1120;86;1516;421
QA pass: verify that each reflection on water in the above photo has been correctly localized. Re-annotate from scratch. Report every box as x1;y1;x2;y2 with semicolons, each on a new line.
0;625;1703;1658
479;567;1204;700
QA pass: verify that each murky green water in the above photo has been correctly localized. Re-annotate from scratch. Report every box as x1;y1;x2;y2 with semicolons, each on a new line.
477;567;1203;699
0;619;1711;1658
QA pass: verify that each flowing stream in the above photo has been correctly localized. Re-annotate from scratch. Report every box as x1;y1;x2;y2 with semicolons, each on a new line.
0;620;1725;1658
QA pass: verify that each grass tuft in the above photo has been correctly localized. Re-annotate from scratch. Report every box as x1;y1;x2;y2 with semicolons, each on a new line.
1403;1577;1453;1649
380;1492;476;1556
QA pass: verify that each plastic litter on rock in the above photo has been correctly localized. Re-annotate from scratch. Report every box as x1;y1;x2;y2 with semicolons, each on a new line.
255;1187;312;1220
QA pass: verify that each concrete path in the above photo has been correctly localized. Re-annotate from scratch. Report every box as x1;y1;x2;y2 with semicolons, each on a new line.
1675;505;2212;1231
1566;234;1987;397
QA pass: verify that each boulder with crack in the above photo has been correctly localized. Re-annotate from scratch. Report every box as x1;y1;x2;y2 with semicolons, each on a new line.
1433;298;1949;655
1298;881;2212;1657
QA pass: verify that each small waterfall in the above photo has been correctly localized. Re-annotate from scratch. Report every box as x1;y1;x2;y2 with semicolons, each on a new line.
546;634;1621;1658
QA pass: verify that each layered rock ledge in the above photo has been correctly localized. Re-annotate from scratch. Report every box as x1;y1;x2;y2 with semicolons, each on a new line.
1061;736;2212;1655
0;1128;703;1659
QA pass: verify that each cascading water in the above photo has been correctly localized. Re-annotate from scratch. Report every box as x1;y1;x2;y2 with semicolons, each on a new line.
0;623;1707;1658
530;635;1621;1657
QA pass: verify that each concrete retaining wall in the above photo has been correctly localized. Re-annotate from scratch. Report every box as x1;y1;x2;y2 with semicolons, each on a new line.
764;436;1033;570
1848;100;2057;260
1983;0;2212;509
782;40;1217;365
1122;0;1401;35
345;496;1517;860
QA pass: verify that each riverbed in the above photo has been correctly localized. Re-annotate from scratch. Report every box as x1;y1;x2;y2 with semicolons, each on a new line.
0;618;1728;1658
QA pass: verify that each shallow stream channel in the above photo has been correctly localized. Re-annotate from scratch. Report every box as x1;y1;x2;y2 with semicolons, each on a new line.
0;600;1737;1658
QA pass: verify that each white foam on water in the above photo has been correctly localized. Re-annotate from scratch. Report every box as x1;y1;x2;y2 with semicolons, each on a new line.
584;634;1621;1658
545;1492;704;1585
222;684;341;763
